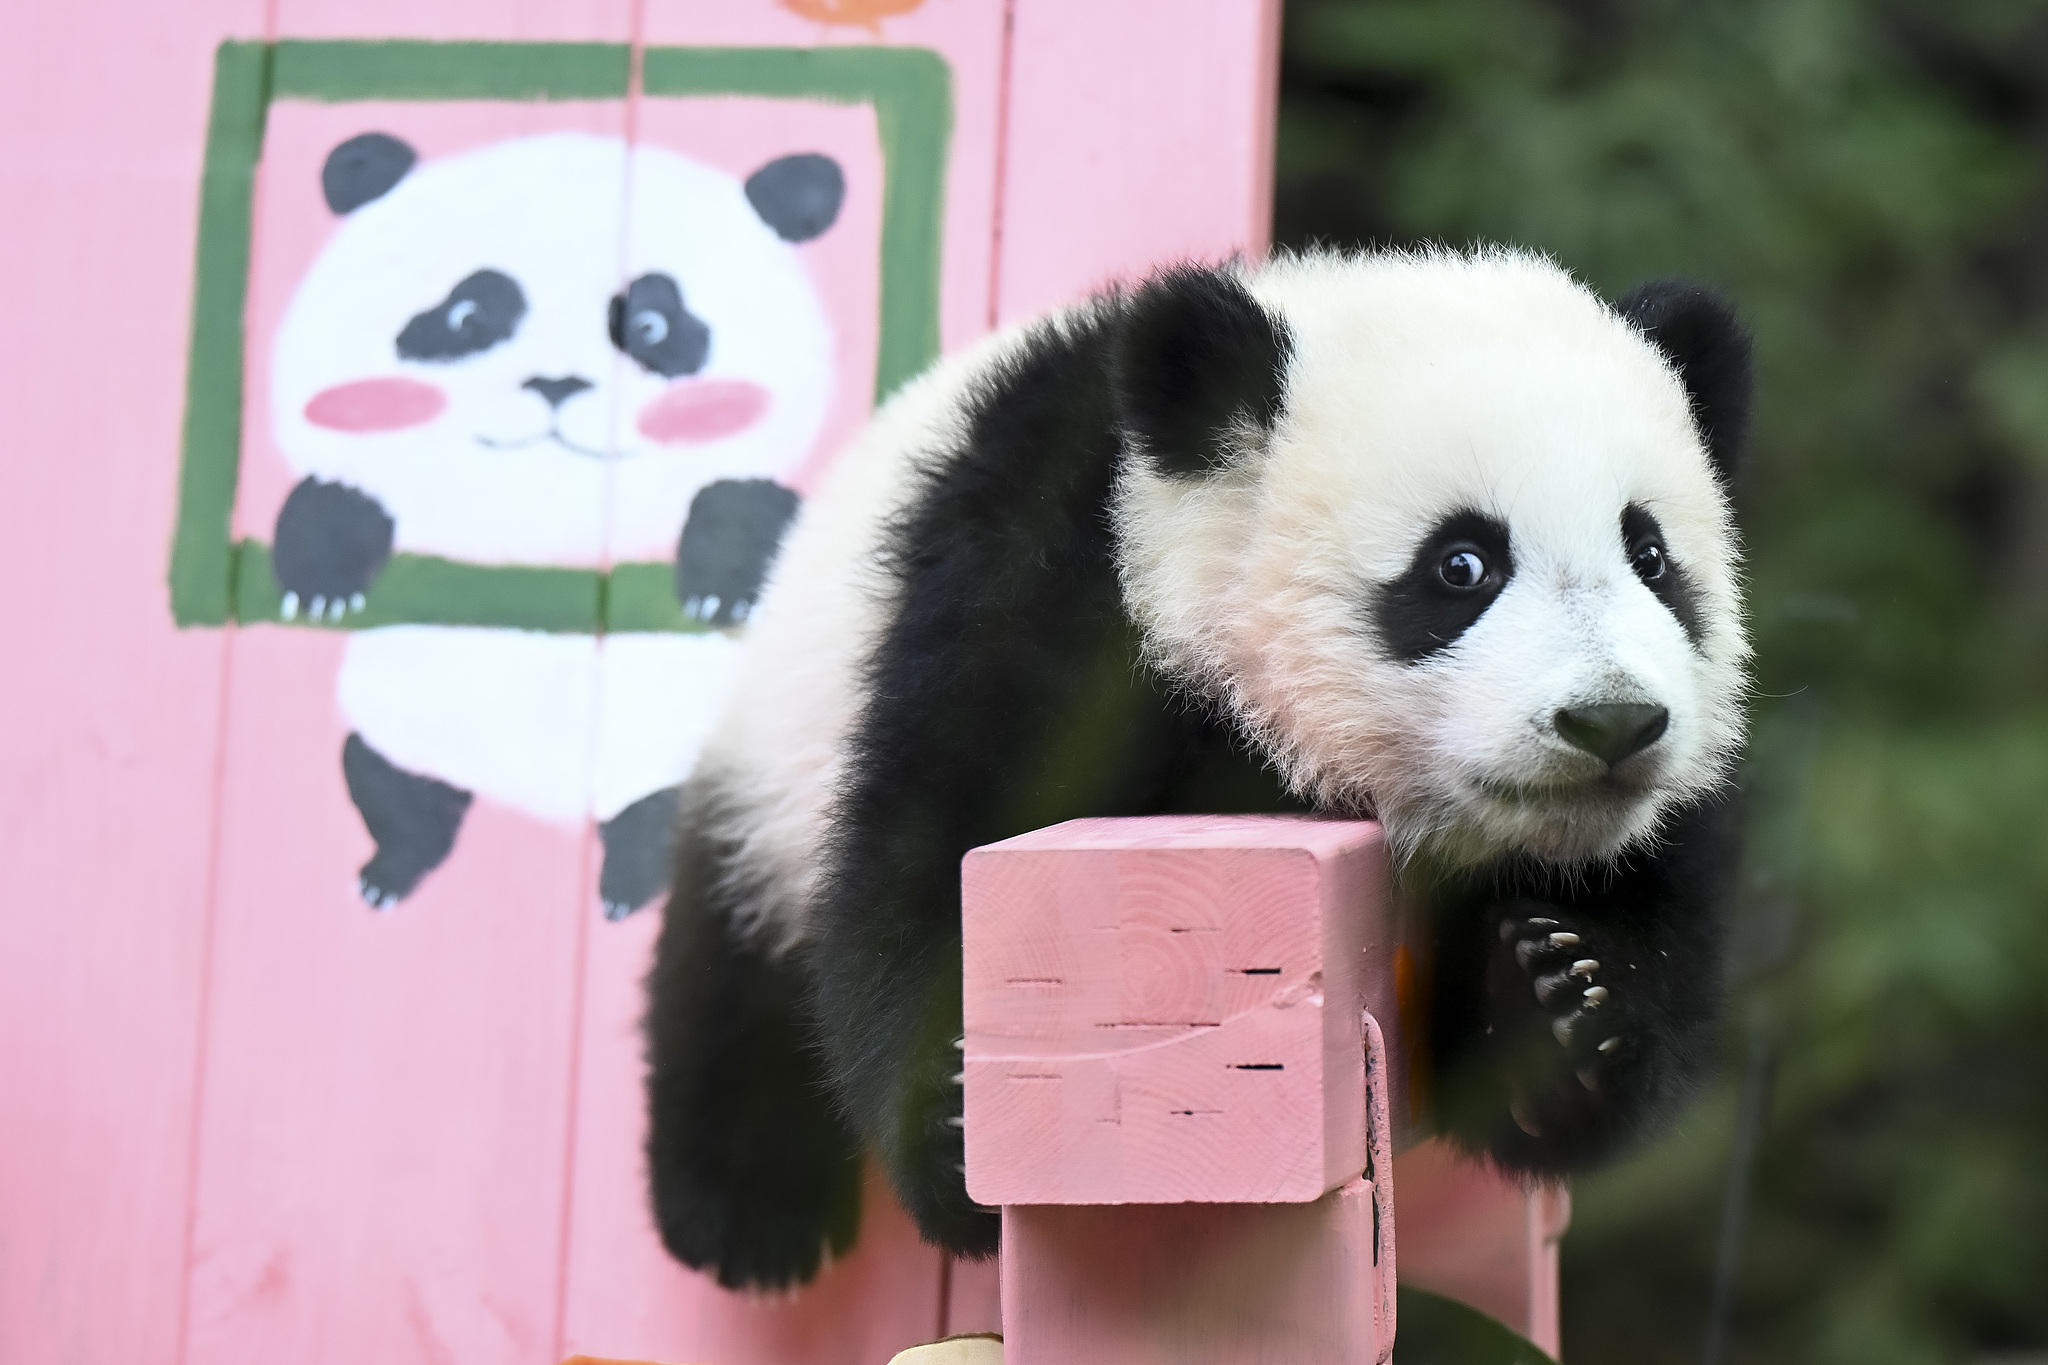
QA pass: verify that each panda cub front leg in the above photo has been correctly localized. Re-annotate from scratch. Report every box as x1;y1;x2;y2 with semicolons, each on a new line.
674;479;800;627
1439;793;1735;1173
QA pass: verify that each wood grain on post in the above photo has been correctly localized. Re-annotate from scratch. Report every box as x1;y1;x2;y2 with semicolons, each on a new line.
962;815;1404;1365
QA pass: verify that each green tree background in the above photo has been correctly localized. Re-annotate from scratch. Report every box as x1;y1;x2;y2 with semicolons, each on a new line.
1275;2;2048;1361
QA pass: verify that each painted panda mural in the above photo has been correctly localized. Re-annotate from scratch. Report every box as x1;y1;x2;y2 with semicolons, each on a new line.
269;130;845;915
644;248;1752;1289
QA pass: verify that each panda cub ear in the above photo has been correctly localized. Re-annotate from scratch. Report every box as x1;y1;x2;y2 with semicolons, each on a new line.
1114;265;1293;480
322;132;418;214
1616;279;1754;485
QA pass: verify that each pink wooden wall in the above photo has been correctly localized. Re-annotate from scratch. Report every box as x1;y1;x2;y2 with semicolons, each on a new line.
0;3;1282;1364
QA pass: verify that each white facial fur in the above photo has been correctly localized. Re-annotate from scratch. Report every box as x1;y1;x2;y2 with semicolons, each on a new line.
272;132;831;565
1117;247;1748;869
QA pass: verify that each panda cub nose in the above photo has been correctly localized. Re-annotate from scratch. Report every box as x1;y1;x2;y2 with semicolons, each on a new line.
1554;702;1669;767
523;374;594;409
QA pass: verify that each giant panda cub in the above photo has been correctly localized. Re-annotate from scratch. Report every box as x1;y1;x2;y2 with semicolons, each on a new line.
644;246;1752;1289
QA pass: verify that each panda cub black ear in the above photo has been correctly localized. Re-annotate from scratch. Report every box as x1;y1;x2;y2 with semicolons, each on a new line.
322;132;418;214
1616;279;1754;485
1114;265;1293;479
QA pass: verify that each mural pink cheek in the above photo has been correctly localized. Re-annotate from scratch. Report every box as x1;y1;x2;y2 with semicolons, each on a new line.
636;378;770;445
304;377;447;432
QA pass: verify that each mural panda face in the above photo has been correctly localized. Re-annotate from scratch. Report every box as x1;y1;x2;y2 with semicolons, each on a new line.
271;131;842;565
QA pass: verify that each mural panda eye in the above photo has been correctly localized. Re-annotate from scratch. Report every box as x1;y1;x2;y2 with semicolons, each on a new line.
1632;542;1667;581
608;272;711;379
632;310;670;346
396;269;525;362
1439;549;1488;589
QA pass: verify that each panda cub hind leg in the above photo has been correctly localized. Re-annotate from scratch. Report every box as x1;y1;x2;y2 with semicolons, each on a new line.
339;732;471;909
642;774;864;1290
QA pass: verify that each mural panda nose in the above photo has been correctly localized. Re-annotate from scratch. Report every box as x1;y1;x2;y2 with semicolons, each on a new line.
522;374;594;409
1554;702;1669;767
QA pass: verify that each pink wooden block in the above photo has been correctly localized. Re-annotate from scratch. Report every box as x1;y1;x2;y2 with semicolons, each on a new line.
1392;1140;1572;1358
963;816;1391;1206
1001;1182;1385;1365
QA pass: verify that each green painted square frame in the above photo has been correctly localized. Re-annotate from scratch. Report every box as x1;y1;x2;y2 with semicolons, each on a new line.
169;39;952;634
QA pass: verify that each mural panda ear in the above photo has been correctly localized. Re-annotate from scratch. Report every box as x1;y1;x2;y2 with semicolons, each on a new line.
1114;265;1294;480
745;153;846;242
322;132;418;214
1616;279;1754;485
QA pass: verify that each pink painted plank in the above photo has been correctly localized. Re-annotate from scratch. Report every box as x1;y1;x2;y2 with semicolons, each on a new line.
942;1257;1004;1339
993;0;1284;324
555;910;953;1365
183;5;635;1363
1392;1139;1572;1358
1000;1179;1389;1365
0;4;262;1363
962;816;1388;1206
645;0;1012;355
560;8;1012;1361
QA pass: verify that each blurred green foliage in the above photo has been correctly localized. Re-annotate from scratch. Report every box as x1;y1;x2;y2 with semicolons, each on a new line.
1275;2;2048;1360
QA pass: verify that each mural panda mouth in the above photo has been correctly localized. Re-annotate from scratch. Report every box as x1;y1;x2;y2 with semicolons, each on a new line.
474;377;772;460
475;427;624;461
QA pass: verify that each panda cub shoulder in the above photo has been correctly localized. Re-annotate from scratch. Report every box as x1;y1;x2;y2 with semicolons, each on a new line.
644;246;1752;1290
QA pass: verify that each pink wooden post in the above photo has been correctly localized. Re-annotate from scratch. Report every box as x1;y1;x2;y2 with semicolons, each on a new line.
962;816;1405;1364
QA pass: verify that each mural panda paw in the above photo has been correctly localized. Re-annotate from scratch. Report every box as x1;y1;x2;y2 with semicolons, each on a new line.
271;477;395;622
674;479;801;628
355;874;402;912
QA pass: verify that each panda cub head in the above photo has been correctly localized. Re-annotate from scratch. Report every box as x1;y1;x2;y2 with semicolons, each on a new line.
1115;248;1750;869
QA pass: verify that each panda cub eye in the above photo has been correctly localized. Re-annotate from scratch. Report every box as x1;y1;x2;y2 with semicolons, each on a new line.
1631;542;1667;581
1439;548;1490;590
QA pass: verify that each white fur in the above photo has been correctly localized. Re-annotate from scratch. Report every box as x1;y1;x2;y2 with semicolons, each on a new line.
1118;247;1746;865
711;247;1747;944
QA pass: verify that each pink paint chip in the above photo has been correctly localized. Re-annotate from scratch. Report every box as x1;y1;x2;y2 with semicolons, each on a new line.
635;377;769;444
303;376;447;432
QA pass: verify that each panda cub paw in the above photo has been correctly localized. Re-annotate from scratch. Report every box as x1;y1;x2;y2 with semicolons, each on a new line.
271;476;395;623
1491;907;1635;1135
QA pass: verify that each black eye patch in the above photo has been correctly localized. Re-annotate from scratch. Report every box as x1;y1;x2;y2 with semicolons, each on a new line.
396;269;526;362
1373;510;1515;663
1622;503;1705;646
608;273;711;379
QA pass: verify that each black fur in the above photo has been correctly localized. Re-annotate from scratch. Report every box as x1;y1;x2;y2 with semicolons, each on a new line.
647;265;1744;1288
341;732;471;908
1615;280;1753;484
1112;266;1293;478
1424;791;1735;1171
644;779;865;1289
1373;510;1516;662
1622;503;1706;646
271;476;394;616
